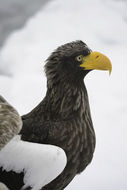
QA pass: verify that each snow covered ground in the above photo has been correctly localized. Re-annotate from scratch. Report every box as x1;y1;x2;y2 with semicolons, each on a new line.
0;0;127;189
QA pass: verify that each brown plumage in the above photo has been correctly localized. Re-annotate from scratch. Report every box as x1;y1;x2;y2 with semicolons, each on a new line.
0;41;111;190
0;95;22;150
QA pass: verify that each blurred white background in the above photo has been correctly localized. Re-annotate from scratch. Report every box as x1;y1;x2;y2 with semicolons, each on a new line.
0;0;127;189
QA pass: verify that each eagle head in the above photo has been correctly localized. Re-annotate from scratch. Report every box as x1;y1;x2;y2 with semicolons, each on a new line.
45;40;112;86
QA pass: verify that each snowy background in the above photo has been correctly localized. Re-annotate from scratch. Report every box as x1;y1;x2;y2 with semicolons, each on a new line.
0;0;127;189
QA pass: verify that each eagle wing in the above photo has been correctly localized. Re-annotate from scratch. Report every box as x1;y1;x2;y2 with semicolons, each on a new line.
0;97;66;190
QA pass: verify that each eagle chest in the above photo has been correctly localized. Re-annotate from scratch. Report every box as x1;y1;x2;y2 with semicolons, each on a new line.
48;115;95;174
66;118;95;173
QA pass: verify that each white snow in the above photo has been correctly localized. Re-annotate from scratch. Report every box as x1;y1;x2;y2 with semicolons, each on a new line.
0;136;67;190
0;0;127;189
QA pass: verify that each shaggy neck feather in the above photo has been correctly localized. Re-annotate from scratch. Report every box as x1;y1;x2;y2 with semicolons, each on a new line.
45;78;88;120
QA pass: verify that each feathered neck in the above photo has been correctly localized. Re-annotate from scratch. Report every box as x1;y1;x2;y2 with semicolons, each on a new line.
44;79;89;121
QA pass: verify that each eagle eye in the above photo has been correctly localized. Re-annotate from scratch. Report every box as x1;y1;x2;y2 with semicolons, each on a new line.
76;55;83;62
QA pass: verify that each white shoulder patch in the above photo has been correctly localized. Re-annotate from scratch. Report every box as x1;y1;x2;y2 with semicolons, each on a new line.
0;183;9;190
0;136;67;190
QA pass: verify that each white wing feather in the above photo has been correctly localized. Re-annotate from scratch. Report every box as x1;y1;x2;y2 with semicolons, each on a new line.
0;183;9;190
0;136;67;190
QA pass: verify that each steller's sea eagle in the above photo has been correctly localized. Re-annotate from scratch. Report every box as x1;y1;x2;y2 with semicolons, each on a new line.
0;41;112;190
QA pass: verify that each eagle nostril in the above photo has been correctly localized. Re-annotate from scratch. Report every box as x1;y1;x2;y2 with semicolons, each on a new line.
95;55;99;59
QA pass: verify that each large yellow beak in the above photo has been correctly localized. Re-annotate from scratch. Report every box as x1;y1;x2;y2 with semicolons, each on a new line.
80;51;112;75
